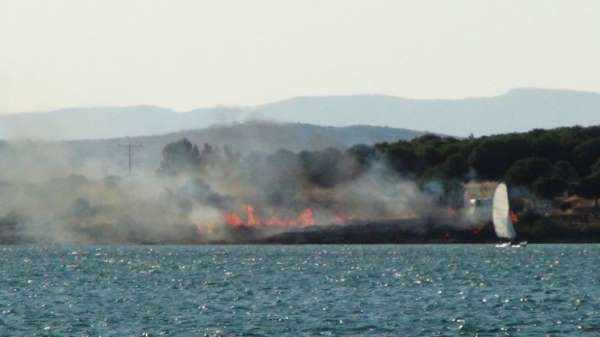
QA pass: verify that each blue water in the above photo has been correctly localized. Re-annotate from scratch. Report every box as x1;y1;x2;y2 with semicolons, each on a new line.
0;245;599;336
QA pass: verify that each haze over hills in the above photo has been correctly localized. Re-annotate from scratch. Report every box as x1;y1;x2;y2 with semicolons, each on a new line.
0;122;427;176
1;88;600;140
257;88;600;137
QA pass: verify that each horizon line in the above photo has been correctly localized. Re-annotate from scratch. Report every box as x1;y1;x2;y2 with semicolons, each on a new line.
3;86;599;116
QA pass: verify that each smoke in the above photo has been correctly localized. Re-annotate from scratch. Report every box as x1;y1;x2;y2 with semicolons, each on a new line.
0;174;179;243
333;163;431;219
0;126;474;244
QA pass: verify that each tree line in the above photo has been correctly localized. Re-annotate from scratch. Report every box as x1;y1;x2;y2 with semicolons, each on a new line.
371;125;600;205
160;125;600;208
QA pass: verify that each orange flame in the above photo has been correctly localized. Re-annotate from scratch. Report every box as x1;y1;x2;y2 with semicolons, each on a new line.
224;204;314;228
224;212;243;227
245;204;258;226
299;208;314;226
510;211;520;224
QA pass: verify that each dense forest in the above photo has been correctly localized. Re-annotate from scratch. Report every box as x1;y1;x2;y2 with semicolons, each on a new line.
370;125;600;205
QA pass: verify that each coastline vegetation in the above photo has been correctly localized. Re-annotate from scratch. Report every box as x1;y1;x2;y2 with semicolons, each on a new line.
155;124;600;242
2;124;600;243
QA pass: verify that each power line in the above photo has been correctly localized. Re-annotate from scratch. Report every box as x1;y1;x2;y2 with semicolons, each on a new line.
118;138;143;175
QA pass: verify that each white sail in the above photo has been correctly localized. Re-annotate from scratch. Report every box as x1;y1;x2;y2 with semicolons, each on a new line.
492;183;517;240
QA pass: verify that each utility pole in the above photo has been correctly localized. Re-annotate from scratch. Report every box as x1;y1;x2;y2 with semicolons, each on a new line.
119;138;142;175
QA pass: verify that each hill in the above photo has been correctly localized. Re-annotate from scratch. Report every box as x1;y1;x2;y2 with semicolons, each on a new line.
0;122;427;175
2;88;600;139
256;88;600;137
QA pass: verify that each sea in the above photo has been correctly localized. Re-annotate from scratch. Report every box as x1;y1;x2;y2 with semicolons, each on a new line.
0;245;598;336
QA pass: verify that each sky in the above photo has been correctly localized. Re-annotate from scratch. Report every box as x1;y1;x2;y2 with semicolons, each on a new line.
1;0;600;114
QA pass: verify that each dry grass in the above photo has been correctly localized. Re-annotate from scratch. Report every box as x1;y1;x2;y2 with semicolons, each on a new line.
464;181;499;200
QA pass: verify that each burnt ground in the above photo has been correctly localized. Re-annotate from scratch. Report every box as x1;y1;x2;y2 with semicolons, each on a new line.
236;217;600;244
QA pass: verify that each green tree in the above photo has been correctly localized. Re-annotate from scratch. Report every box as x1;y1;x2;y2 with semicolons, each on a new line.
158;138;201;176
505;157;553;187
347;144;377;167
530;131;564;161
380;143;419;173
576;172;600;207
532;177;568;200
440;153;468;179
591;158;600;175
573;138;600;175
553;161;580;183
468;137;531;180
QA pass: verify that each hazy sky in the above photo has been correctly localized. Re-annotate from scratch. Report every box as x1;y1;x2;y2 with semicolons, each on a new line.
1;0;600;113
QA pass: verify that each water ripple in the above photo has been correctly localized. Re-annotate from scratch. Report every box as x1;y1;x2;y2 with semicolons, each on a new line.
0;244;598;336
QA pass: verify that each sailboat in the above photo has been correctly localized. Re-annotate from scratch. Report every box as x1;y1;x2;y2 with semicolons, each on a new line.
493;183;527;248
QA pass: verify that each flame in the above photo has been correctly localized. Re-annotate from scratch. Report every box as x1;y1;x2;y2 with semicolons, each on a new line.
245;204;258;226
299;208;314;226
224;204;314;228
510;211;520;224
223;204;423;228
224;212;243;227
334;212;355;224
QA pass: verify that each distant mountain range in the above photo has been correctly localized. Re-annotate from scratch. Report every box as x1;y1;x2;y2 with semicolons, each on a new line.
2;88;600;140
0;122;426;176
